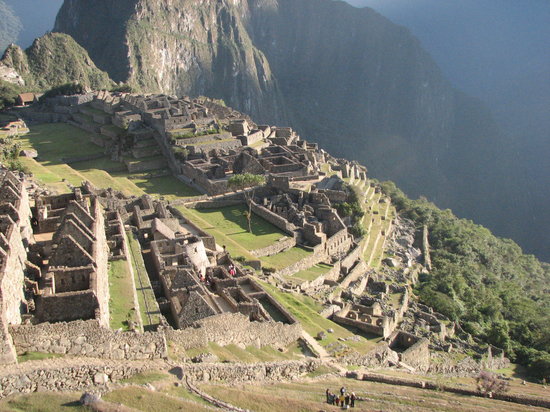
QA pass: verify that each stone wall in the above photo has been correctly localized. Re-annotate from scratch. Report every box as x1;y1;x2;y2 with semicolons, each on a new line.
9;320;167;360
273;244;327;277
400;338;430;371
168;206;216;250
181;359;320;383
164;312;301;350
0;359;160;399
250;201;295;235
250;236;296;258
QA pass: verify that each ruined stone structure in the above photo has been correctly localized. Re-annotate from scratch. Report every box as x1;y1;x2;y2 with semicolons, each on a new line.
0;171;33;364
33;189;110;327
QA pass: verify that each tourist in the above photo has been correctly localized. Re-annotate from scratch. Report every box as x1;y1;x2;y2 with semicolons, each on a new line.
326;388;331;403
345;393;350;407
350;392;356;407
339;393;346;408
335;395;340;407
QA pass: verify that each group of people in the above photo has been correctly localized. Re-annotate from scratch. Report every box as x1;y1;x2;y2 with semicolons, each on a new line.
325;387;356;408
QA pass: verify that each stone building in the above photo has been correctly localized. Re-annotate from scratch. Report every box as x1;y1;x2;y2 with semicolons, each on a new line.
33;189;110;327
0;171;33;363
149;231;295;329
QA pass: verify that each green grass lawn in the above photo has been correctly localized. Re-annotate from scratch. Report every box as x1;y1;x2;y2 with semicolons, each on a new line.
185;205;286;250
17;122;198;199
104;387;212;412
126;231;162;330
261;246;312;271
108;259;140;331
17;351;63;363
129;174;200;199
258;280;380;355
177;341;305;364
291;263;333;282
18;123;104;161
0;392;89;412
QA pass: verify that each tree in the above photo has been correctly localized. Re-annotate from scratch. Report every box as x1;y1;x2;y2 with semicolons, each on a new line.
476;370;509;396
228;173;265;233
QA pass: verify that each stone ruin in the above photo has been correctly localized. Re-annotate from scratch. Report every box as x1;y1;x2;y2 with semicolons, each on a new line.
31;188;110;326
0;171;33;363
147;212;296;329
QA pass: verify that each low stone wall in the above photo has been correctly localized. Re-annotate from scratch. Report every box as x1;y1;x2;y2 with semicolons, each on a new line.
125;157;167;173
251;236;296;257
341;244;361;274
0;359;159;399
192;199;245;209
9;320;167;360
168;206;216;250
181;359;321;383
273;246;327;277
164;313;301;350
250;201;295;235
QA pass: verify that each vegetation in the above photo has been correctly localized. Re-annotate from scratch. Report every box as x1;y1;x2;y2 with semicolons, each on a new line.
227;173;266;233
381;181;550;380
0;392;89;412
108;259;140;331
126;231;161;330
181;205;286;251
0;79;23;110
17;351;63;363
1;33;114;91
104;387;212;412
0;134;26;172
40;82;84;99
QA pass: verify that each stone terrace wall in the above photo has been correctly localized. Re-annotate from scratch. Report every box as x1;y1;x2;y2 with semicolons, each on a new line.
9;320;167;360
181;359;320;383
273;244;327;277
250;201;295;235
0;358;160;399
250;236;297;257
165;313;301;350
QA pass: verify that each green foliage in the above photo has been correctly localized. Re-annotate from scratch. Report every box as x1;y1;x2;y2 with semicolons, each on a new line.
1;33;114;92
173;146;189;161
380;180;550;375
0;79;23;110
349;222;366;238
111;83;134;93
228;173;265;190
41;82;84;99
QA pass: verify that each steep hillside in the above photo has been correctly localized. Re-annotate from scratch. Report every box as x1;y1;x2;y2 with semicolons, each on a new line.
54;0;286;123
0;0;21;53
0;32;113;91
54;0;546;260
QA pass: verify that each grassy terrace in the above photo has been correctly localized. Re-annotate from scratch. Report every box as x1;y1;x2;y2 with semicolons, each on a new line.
258;280;381;355
177;205;313;270
108;259;140;331
126;231;161;330
17;123;198;199
202;376;536;412
169;341;305;364
290;263;333;283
